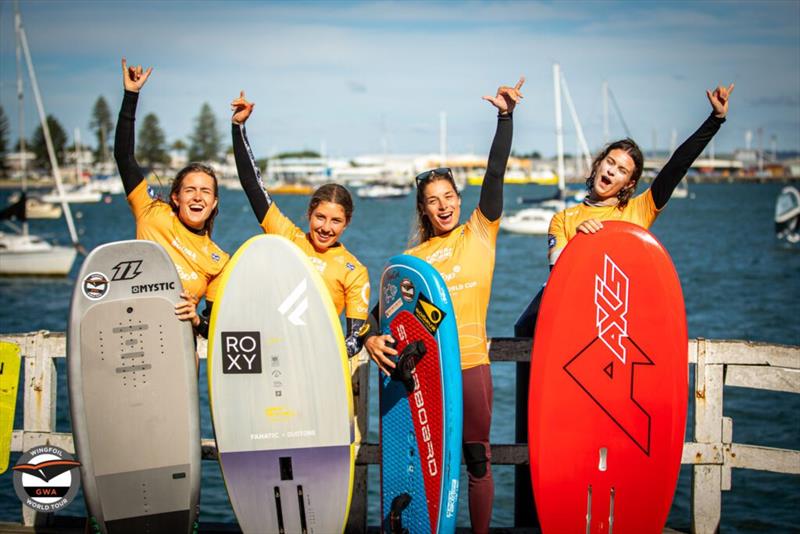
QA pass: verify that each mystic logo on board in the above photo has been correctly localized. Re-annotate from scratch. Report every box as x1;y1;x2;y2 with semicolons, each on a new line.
221;332;262;374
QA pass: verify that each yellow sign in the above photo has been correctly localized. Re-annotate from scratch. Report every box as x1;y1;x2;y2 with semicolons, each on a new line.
0;342;22;474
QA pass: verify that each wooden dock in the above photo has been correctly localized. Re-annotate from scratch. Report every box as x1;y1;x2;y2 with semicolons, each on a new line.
1;331;798;533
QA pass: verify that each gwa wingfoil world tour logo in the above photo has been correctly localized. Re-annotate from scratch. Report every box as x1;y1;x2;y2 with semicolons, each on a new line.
12;446;81;512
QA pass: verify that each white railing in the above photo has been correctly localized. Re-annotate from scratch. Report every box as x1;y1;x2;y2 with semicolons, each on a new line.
1;332;798;532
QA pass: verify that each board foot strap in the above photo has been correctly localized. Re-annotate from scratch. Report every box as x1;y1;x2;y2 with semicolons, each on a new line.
390;341;427;393
388;493;412;534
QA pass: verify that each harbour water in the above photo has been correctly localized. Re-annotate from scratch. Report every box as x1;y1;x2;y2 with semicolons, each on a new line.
0;182;798;531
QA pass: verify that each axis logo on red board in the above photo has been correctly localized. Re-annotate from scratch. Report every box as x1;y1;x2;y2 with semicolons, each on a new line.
595;254;629;364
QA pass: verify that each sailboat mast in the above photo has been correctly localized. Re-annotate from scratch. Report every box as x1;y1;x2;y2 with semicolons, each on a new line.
14;8;28;237
553;63;565;199
14;3;80;247
559;70;592;172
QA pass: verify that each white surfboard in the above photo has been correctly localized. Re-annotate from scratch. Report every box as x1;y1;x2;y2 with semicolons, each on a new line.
208;234;354;534
68;240;200;534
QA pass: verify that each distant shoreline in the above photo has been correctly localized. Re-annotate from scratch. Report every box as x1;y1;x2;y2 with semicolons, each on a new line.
0;175;798;190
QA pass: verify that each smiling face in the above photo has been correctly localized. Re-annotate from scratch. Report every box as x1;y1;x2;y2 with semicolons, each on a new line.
170;171;218;231
590;148;638;202
421;178;462;236
308;200;348;251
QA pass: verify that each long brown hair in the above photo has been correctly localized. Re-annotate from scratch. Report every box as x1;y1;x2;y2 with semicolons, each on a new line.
168;162;220;235
307;183;354;223
585;138;644;209
412;172;460;245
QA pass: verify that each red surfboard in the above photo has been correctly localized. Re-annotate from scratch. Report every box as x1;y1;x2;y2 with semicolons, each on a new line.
529;222;687;534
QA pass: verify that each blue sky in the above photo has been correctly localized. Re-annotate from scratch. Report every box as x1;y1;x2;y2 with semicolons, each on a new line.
0;0;798;158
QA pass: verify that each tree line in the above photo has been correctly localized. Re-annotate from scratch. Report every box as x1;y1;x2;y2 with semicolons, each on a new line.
0;97;225;176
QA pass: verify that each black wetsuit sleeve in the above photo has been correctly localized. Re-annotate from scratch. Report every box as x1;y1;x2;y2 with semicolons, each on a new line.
114;90;146;196
478;114;513;221
364;304;381;341
650;113;725;209
232;123;272;222
195;301;213;339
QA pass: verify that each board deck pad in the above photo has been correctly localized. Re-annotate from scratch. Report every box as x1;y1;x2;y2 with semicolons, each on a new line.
68;240;200;534
0;341;21;474
529;222;688;534
208;235;354;534
379;254;462;534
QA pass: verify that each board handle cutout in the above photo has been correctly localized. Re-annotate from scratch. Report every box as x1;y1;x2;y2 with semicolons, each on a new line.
598;447;608;471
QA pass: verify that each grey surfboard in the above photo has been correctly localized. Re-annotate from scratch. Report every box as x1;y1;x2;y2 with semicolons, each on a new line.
68;240;200;534
208;234;354;534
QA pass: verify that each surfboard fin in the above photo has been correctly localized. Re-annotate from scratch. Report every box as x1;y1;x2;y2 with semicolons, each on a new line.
390;341;427;393
388;492;412;534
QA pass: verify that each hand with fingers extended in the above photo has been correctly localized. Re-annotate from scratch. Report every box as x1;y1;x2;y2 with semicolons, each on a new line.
577;218;604;235
121;58;153;93
483;76;525;115
706;83;734;119
231;90;255;125
175;291;201;327
364;334;398;376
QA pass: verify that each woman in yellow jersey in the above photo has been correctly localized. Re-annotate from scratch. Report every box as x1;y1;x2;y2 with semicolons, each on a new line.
114;59;229;338
365;78;525;534
229;93;370;357
514;83;733;336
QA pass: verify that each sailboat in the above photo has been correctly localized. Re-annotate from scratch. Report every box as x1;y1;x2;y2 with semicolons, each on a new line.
0;2;80;276
502;63;589;235
775;185;800;245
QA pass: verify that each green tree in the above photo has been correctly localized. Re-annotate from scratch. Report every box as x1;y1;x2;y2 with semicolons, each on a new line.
90;96;113;163
137;113;170;168
274;150;321;159
0;106;8;175
188;103;220;162
30;114;68;170
171;139;187;152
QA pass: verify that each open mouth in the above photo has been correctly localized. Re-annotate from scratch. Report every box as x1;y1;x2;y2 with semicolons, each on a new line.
437;212;454;225
189;203;205;213
600;176;612;187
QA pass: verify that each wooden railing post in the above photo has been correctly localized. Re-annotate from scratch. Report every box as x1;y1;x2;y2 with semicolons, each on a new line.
691;338;724;534
347;349;370;533
20;331;58;527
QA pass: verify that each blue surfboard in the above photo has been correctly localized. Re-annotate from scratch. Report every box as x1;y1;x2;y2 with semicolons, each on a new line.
379;254;462;534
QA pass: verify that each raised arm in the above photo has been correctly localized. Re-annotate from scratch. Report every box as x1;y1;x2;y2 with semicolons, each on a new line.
231;91;273;223
650;83;733;209
478;77;524;221
113;58;153;196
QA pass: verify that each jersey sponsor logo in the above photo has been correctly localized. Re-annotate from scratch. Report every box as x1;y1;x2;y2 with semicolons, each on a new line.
308;257;327;273
111;260;143;281
211;252;221;262
361;282;370;305
221;331;262;374
414;292;446;335
171;237;197;261
278;279;308;326
146;186;156;199
81;272;109;300
345;262;355;271
175;264;199;282
425;247;453;265
547;234;556;248
441;264;462;282
595;254;629;364
130;281;176;294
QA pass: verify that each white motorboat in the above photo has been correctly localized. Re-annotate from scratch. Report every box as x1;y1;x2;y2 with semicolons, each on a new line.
671;177;694;199
500;205;558;235
775;185;800;245
356;183;411;199
0;230;76;275
41;182;102;203
7;192;62;219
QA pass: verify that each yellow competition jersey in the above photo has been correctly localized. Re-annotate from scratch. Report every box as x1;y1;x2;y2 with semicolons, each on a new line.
128;181;229;301
548;189;659;265
260;205;370;320
405;208;500;370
